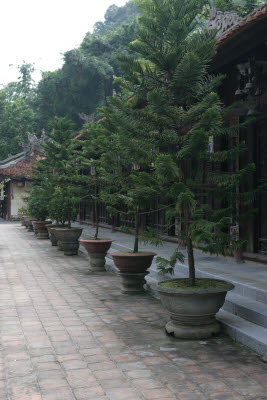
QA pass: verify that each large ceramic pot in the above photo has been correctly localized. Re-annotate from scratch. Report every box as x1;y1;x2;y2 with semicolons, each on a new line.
19;215;27;227
32;221;51;239
110;252;156;294
80;239;113;272
233;248;244;263
53;228;83;256
24;217;35;232
155;278;234;339
46;224;65;246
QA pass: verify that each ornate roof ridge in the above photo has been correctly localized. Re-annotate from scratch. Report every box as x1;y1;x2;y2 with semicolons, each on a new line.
216;2;267;45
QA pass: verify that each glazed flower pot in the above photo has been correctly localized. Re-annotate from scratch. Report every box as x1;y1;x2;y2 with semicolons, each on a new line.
24;217;35;232
53;228;83;256
19;215;27;227
110;252;156;294
155;278;234;339
110;252;156;273
80;239;113;272
46;224;65;246
233;248;244;263
32;221;51;239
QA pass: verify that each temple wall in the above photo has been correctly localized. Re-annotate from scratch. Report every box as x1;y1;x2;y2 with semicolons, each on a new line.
10;182;28;220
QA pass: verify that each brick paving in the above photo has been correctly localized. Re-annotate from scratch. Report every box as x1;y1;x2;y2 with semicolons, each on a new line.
0;222;266;400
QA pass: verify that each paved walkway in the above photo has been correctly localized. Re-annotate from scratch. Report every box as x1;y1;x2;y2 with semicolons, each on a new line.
0;222;266;400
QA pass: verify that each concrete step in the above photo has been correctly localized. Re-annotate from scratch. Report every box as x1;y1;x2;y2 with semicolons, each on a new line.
217;310;267;358
224;293;267;329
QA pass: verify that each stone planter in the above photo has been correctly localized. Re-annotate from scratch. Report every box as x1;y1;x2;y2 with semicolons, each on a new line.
110;252;156;294
53;228;83;256
46;224;65;246
80;239;113;272
32;221;51;239
24;217;35;232
155;278;234;339
19;215;27;227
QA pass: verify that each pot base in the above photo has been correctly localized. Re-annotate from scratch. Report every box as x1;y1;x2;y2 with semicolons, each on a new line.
61;241;79;256
119;272;148;294
166;320;221;339
36;231;49;240
89;254;106;272
57;241;63;251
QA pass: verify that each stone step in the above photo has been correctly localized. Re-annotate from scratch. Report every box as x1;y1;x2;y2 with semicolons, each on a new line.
224;293;267;329
217;310;267;358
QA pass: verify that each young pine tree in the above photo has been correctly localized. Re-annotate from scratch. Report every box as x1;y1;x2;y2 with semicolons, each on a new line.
32;117;83;228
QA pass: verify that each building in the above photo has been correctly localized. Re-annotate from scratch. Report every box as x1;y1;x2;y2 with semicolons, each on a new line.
0;133;47;220
210;4;267;256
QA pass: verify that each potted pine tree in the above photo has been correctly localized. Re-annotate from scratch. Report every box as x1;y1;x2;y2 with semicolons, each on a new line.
27;186;51;238
32;118;83;255
106;167;159;293
101;0;262;331
74;123;113;271
46;187;68;247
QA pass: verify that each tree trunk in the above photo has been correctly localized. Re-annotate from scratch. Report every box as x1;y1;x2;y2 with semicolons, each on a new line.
187;237;196;286
133;213;139;253
94;184;99;240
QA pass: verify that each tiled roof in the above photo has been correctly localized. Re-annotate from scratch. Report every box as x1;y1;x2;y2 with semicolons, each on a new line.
0;154;41;179
217;3;267;45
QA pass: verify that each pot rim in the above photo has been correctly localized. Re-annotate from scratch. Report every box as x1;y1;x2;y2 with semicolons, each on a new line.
80;238;113;243
52;227;83;231
154;278;234;295
110;252;156;257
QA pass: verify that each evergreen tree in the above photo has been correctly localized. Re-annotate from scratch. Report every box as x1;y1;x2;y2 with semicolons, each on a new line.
32;118;83;228
101;0;262;285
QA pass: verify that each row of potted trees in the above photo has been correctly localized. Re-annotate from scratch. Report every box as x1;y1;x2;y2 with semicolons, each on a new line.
22;0;262;340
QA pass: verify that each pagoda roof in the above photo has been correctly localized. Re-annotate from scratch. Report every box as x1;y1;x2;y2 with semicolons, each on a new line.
0;153;40;180
0;132;48;180
217;2;267;46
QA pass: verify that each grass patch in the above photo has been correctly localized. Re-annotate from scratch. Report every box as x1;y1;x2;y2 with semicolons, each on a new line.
159;278;227;289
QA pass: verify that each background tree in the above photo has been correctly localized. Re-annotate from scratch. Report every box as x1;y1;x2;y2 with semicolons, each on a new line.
0;63;37;160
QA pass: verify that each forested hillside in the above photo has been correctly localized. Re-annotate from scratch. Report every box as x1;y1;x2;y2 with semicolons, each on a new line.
35;1;139;131
0;0;263;160
0;1;139;160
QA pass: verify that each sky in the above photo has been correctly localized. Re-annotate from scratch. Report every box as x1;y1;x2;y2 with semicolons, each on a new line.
0;0;128;87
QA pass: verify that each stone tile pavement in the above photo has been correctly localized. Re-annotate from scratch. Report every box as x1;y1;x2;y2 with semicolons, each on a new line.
0;221;266;400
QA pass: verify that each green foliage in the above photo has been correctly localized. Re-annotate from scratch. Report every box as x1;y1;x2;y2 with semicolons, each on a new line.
202;0;264;19
0;63;37;160
139;227;163;247
32;117;83;228
17;206;29;215
156;249;185;276
27;185;51;221
34;1;139;131
49;187;72;225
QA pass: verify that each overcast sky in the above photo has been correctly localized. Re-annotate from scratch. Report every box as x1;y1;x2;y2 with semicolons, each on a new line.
0;0;128;87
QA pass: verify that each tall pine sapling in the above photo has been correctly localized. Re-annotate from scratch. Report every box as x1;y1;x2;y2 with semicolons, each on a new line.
76;122;113;239
32;117;82;228
97;110;161;253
